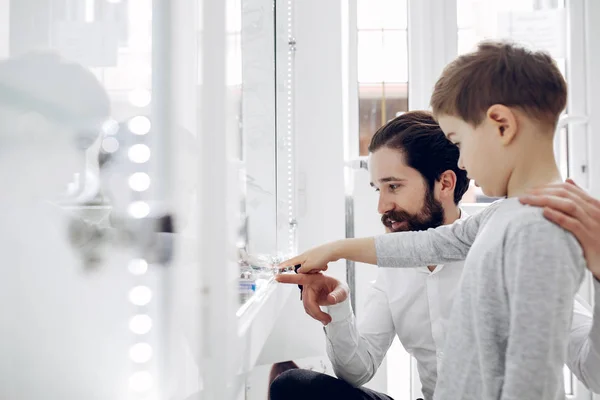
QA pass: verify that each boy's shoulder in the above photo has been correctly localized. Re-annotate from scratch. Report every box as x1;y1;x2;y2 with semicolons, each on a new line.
491;197;558;231
492;198;582;252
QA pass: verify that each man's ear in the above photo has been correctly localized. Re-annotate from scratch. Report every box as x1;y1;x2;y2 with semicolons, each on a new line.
437;170;457;201
486;104;518;145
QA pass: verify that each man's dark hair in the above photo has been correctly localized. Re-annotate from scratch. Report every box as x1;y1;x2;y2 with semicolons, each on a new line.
368;110;469;204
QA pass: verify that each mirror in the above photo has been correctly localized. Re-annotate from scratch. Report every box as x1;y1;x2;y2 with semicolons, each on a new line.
0;0;159;398
235;0;290;308
238;0;278;256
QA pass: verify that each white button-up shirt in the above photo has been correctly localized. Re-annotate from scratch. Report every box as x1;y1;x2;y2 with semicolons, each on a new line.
324;212;600;400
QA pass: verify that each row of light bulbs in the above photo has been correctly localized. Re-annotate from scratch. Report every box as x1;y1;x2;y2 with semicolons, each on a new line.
101;0;155;393
101;90;154;221
125;84;154;393
100;86;156;394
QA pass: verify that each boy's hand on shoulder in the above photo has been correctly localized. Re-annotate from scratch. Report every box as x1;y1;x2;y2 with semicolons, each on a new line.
519;178;600;280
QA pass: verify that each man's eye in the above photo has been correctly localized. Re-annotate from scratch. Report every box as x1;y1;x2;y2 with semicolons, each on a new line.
389;184;400;191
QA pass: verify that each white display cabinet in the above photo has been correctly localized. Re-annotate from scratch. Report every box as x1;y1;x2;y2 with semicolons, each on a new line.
0;0;298;398
198;0;299;399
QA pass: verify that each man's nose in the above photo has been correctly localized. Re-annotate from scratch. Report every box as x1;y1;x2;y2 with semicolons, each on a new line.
377;193;394;215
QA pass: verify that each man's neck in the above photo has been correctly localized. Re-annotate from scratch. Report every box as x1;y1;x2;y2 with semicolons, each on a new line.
443;205;462;225
428;205;462;272
507;138;562;197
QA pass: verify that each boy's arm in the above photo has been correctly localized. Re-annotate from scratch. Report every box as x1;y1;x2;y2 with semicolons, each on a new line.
501;221;586;400
375;209;483;269
287;204;494;273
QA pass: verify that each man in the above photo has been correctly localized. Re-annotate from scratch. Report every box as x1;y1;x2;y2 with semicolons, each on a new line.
270;111;600;400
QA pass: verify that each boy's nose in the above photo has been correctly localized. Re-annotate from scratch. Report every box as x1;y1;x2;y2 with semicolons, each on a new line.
457;156;466;171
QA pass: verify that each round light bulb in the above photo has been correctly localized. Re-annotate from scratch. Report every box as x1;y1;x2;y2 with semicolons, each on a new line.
128;201;150;219
128;259;148;275
101;137;119;153
128;116;151;135
129;314;152;335
102;119;119;136
129;172;151;192
129;343;153;363
129;286;152;306
128;89;151;107
128;144;151;163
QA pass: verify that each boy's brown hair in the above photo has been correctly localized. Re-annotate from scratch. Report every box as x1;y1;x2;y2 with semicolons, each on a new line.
430;41;567;129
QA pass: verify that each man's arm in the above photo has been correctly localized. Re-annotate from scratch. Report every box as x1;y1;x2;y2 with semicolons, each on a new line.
324;276;396;387
565;281;600;393
501;221;586;399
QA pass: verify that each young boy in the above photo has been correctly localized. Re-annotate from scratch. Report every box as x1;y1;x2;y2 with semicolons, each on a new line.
281;41;586;400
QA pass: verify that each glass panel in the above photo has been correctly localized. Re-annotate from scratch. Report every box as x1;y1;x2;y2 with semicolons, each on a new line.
235;0;280;312
358;30;408;84
357;1;408;156
357;0;408;30
0;0;169;397
458;1;566;55
358;83;408;155
358;30;384;83
382;30;408;83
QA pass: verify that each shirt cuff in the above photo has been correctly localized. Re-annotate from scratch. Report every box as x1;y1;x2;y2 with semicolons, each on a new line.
325;297;353;322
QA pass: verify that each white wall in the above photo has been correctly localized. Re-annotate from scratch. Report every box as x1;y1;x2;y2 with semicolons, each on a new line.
294;0;347;280
0;0;8;58
586;0;600;202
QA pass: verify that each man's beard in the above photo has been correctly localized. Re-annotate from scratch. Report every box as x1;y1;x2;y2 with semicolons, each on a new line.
381;187;445;233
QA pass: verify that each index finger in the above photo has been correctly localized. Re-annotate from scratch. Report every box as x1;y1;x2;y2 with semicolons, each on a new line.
275;273;308;285
297;264;327;274
278;255;304;269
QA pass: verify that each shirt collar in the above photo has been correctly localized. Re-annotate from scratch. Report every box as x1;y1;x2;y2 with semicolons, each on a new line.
418;207;468;274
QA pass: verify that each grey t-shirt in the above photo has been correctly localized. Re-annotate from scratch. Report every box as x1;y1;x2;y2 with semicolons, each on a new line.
375;198;586;400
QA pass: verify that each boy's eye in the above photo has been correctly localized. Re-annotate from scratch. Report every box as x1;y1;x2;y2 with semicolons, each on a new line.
389;184;401;191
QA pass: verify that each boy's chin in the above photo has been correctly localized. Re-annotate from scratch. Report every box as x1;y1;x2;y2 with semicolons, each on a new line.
480;185;506;199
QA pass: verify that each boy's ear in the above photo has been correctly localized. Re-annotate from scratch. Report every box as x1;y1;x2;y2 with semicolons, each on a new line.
486;104;518;145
